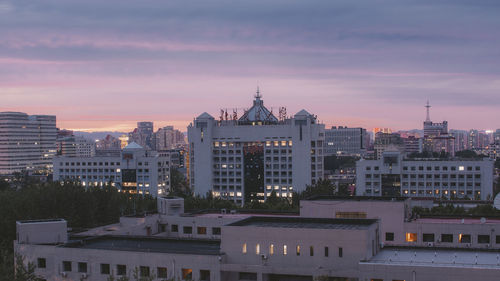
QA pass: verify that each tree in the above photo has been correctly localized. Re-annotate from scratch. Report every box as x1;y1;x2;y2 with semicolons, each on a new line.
169;168;190;197
455;150;481;159
13;254;38;281
300;179;336;199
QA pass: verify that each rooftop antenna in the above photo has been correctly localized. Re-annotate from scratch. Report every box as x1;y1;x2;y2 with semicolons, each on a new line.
255;86;262;99
425;100;431;122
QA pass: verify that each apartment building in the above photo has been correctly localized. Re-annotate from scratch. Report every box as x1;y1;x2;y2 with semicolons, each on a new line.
356;151;494;200
53;142;171;196
0;112;57;175
323;126;367;156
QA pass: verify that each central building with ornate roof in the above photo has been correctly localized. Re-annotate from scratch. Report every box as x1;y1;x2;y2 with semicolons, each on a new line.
187;90;325;205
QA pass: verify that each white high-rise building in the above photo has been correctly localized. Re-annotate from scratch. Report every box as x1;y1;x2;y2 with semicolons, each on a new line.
0;112;57;175
188;92;325;205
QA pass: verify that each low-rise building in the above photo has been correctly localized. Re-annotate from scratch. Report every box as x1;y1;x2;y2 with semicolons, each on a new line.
14;196;500;281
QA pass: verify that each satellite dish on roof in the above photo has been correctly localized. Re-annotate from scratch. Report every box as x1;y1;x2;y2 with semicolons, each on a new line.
480;217;487;224
494;193;500;210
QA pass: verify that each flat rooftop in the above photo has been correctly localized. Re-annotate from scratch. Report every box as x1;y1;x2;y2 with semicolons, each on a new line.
228;216;377;230
304;195;408;202
17;219;66;224
415;217;500;225
363;247;500;269
63;236;221;255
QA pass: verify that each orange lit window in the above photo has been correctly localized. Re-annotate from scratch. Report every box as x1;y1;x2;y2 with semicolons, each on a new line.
405;233;417;242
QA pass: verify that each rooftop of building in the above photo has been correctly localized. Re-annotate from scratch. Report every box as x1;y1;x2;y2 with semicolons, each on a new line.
17;219;66;224
227;216;377;229
63;236;221;255
303;195;408;202
414;217;500;225
362;246;500;269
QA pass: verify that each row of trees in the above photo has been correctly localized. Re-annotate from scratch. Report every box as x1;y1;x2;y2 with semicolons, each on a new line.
413;203;500;217
0;181;157;281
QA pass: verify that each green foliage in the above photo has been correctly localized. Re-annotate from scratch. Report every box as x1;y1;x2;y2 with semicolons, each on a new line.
184;193;239;211
0;181;156;279
413;203;500;217
495;158;500;169
455;150;482;159
169;168;191;197
300;178;336;199
13;255;39;281
407;151;449;159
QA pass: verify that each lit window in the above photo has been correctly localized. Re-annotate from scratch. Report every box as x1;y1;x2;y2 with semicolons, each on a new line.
256;244;260;255
281;140;287;146
296;245;300;256
283;245;288;255
214;142;219;147
269;244;274;255
242;243;247;254
459;166;465;171
288;140;293;146
266;141;271;147
406;233;417;242
274;141;279;146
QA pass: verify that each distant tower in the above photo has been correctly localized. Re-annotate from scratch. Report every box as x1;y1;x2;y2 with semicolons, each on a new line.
425;100;431;122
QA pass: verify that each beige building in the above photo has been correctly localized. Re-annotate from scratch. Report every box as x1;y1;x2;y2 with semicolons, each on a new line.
14;196;500;281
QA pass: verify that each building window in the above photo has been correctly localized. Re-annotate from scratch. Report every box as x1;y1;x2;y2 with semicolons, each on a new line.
310;246;314;256
239;272;257;280
269;244;274;255
296;245;301;256
496;236;500;244
62;261;72;272
139;266;150;277
78;262;87;273
459;234;471;243
385;232;394;241
441;234;453;243
242;243;247;254
405;233;417;242
423;233;435;242
100;264;110;274
256;244;261;255
200;270;211;281
212;227;221;235
324;247;329;257
157;267;168;278
183;226;192;234
171;224;178;232
283;245;288;255
117;265;127;276
338;247;343;257
37;258;46;269
182;268;193;280
478;235;490;244
197;227;207;235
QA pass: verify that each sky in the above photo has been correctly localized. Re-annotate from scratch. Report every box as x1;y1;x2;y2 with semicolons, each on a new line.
1;0;499;132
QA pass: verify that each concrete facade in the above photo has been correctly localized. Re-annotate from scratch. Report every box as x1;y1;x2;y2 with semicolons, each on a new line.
0;112;57;175
188;95;325;205
53;142;171;196
356;151;494;200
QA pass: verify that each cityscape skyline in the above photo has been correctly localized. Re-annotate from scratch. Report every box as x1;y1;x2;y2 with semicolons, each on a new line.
1;0;500;132
2;95;499;133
